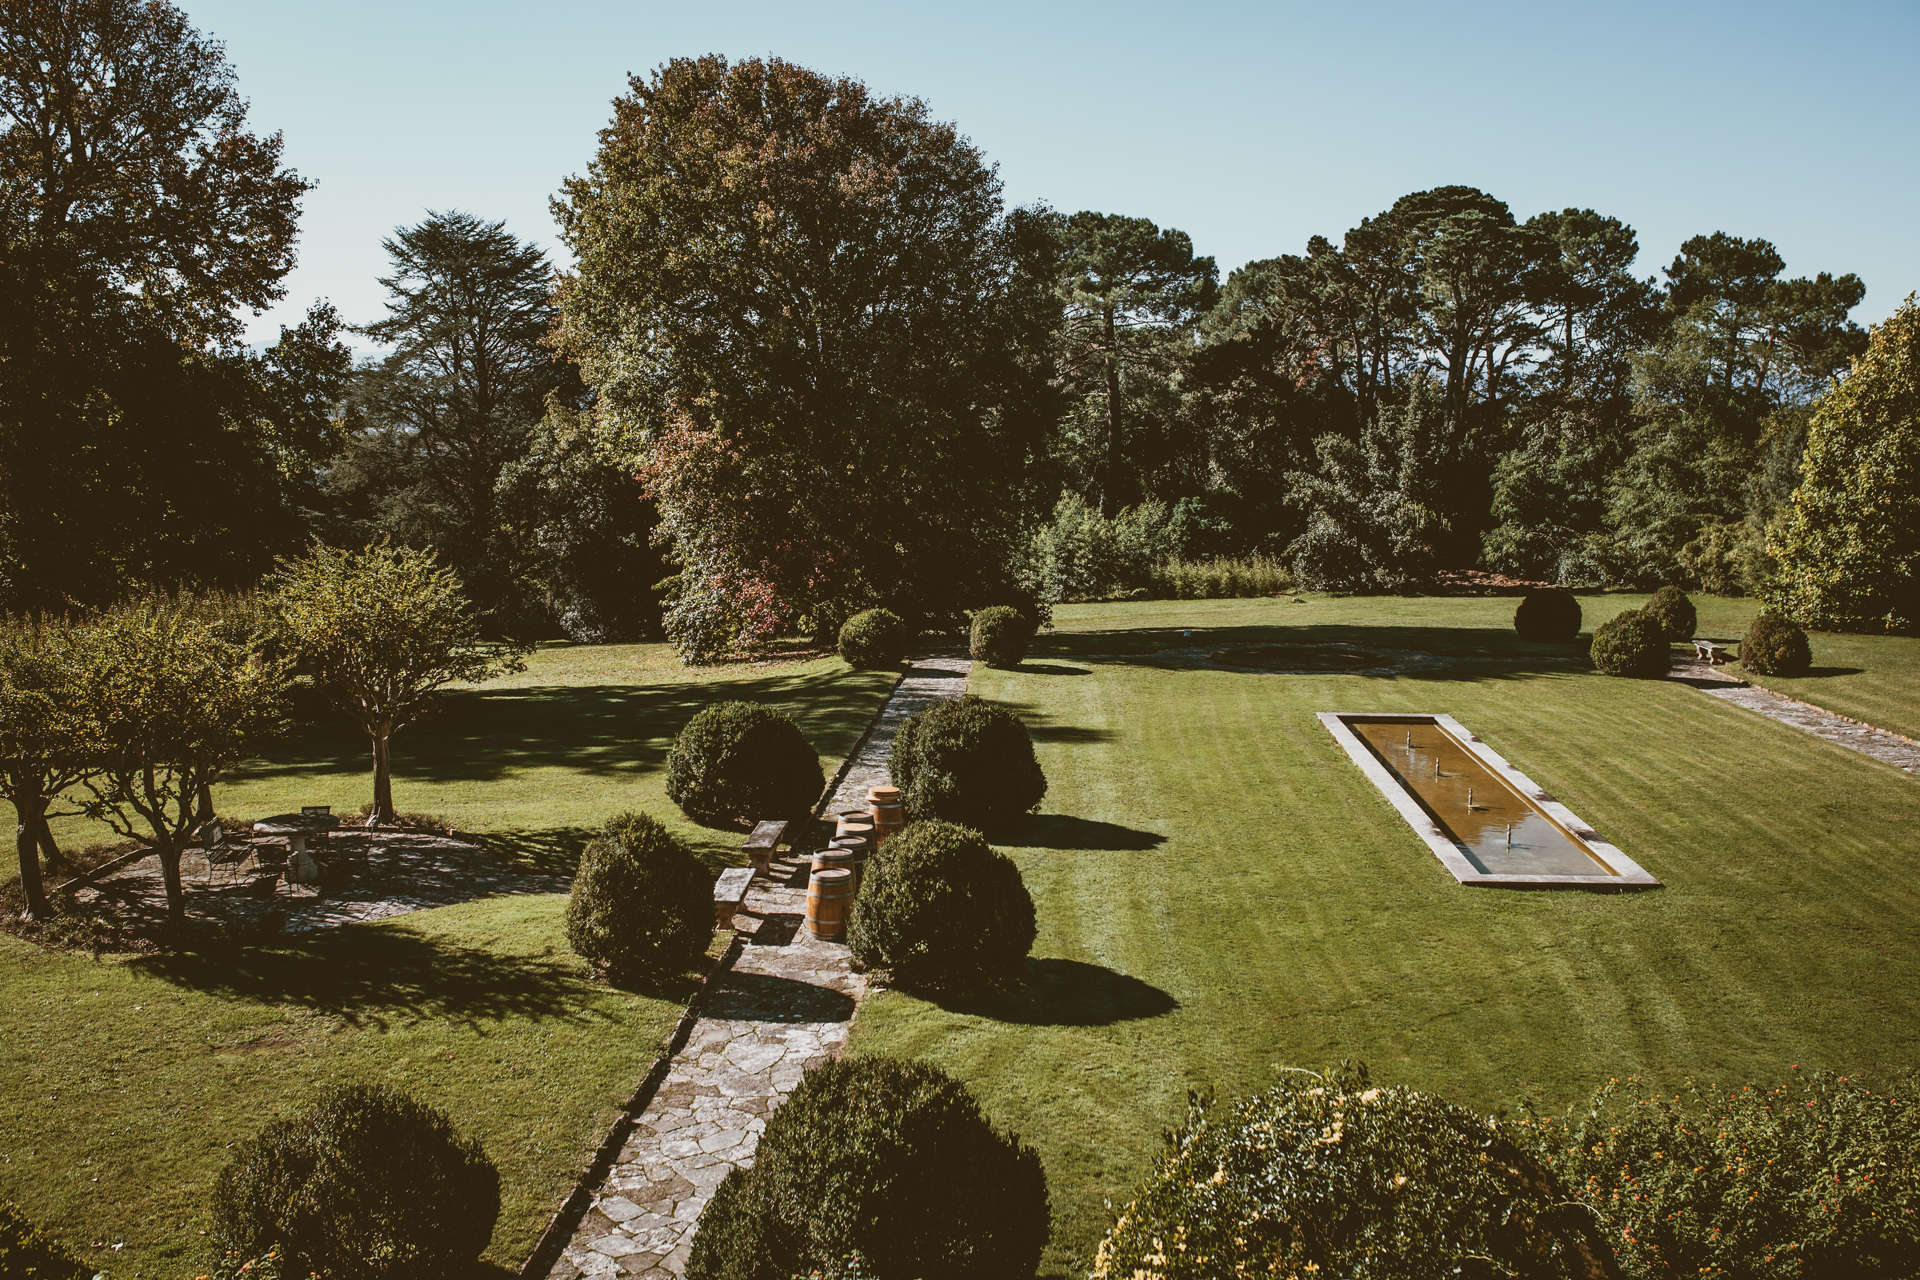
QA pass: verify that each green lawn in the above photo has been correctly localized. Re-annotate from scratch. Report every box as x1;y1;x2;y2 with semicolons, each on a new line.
4;643;897;1278
846;595;1920;1277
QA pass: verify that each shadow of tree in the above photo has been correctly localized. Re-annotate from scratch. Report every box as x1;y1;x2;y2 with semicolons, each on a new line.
1014;663;1091;676
934;958;1177;1026
701;970;856;1024
999;814;1167;851
131;925;701;1031
487;825;596;877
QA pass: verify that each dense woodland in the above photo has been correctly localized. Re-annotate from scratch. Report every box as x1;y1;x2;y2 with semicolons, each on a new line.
1;11;1911;662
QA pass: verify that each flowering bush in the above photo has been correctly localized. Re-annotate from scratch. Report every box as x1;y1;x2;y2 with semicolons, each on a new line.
1529;1069;1920;1278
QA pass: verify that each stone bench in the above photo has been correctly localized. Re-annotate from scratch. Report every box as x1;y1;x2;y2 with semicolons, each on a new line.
713;866;754;929
1693;639;1729;664
741;819;789;877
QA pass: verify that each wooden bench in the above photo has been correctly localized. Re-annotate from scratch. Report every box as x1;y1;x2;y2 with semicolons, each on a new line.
1692;639;1728;664
742;819;789;878
713;867;755;929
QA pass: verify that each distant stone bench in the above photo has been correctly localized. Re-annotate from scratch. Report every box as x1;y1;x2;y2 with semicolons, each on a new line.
1693;639;1729;664
741;819;789;878
714;866;755;929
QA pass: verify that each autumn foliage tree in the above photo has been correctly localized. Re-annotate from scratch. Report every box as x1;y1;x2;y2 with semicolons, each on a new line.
553;55;1060;662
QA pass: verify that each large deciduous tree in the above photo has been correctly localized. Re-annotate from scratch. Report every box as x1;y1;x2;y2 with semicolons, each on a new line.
334;211;575;629
78;594;287;925
1763;294;1919;634
268;540;529;825
1055;212;1216;517
0;0;311;346
552;55;1060;662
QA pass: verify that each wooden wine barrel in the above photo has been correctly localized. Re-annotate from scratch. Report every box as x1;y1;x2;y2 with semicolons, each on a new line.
806;867;854;941
866;786;901;805
828;834;869;891
811;847;854;876
835;818;875;841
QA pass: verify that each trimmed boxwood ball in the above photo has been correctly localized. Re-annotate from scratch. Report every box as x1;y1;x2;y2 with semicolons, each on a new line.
849;819;1036;991
1513;588;1582;642
685;1055;1050;1280
667;700;824;828
567;811;713;979
889;693;1046;832
210;1082;499;1280
0;1202;90;1280
969;604;1033;667
837;607;908;670
1090;1070;1613;1280
1590;608;1671;678
1646;584;1699;640
1741;611;1813;676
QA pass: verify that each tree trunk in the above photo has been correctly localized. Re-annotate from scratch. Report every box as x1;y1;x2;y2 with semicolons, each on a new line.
157;843;185;926
1101;306;1122;520
370;730;395;826
13;798;49;922
195;779;214;824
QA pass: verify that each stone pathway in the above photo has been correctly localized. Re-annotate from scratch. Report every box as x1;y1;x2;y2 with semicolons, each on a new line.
1699;682;1920;776
542;654;971;1279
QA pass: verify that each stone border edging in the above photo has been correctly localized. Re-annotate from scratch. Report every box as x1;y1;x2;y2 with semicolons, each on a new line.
518;933;747;1280
49;845;150;895
1729;679;1920;749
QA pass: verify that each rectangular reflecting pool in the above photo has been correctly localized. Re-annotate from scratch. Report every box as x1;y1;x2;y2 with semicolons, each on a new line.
1319;712;1660;889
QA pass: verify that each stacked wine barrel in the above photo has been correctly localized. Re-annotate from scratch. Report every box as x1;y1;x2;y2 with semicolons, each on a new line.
805;786;912;940
868;785;905;844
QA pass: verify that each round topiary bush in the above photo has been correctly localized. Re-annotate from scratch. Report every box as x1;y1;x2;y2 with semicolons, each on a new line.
567;811;714;979
1646;584;1698;640
889;694;1047;832
1513;588;1582;642
667;700;824;828
1090;1070;1612;1280
838;608;908;670
849;819;1036;991
1590;608;1671;678
0;1202;90;1280
969;605;1033;667
1740;611;1813;676
685;1056;1050;1280
211;1083;499;1280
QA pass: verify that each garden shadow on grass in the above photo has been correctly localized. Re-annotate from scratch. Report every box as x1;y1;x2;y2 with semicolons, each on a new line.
1013;663;1091;676
488;824;597;877
132;925;697;1031
934;958;1177;1026
999;814;1167;851
1054;623;1592;682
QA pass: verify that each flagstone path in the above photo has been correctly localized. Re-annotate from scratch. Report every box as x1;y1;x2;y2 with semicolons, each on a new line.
540;654;971;1279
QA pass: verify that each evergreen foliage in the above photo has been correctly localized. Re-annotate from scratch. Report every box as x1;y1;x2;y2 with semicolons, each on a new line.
1589;608;1671;678
1538;1070;1920;1279
665;701;823;828
685;1056;1050;1280
1512;589;1582;642
1740;612;1813;677
566;811;713;979
210;1083;499;1279
1090;1068;1613;1280
969;605;1034;667
837;608;908;670
1764;295;1920;634
889;694;1046;831
1645;585;1698;640
848;819;1036;991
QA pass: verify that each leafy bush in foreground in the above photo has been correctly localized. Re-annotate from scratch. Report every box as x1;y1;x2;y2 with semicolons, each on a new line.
1514;587;1583;642
849;819;1036;991
211;1083;498;1279
1645;584;1698;640
1590;608;1670;677
666;700;823;828
686;1056;1049;1280
889;694;1046;832
567;811;713;979
1090;1067;1615;1279
837;608;907;670
1741;611;1813;677
969;605;1033;667
0;1202;89;1279
1532;1069;1920;1279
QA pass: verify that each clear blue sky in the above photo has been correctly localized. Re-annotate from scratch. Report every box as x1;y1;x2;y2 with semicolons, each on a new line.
184;0;1920;349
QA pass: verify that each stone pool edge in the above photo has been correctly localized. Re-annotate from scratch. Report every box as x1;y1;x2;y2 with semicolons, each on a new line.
1318;711;1661;891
